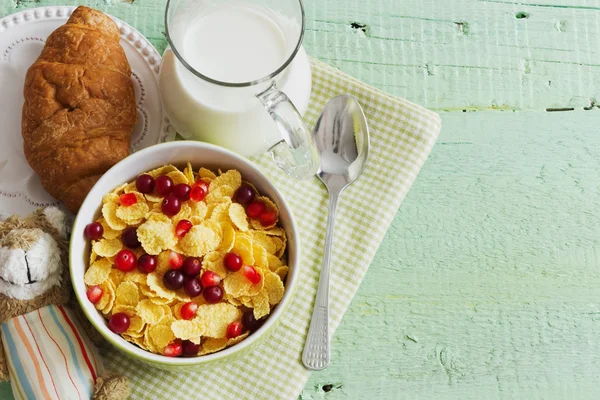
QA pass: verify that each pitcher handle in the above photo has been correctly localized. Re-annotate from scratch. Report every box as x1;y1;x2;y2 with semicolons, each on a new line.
257;83;320;180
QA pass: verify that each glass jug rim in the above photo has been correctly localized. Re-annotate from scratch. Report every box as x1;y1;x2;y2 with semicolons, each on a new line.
164;0;306;88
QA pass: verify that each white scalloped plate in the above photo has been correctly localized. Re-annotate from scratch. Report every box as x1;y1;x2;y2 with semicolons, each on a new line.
0;6;175;217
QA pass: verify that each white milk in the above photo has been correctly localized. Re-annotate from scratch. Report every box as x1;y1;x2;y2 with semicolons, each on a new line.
159;3;312;157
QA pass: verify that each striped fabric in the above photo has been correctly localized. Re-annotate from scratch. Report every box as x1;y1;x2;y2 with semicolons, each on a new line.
1;305;104;400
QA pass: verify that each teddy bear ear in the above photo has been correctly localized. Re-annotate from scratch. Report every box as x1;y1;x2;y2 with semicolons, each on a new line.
43;207;68;239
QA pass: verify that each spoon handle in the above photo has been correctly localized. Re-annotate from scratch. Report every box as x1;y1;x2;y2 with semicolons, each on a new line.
302;189;340;370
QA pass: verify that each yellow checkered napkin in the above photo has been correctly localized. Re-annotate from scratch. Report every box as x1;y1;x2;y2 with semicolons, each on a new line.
104;58;441;399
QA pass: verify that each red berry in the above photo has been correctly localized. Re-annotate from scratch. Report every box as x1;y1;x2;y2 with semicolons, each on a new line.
242;311;262;331
200;271;221;287
182;258;201;277
86;285;103;304
173;183;191;201
155;175;174;196
119;193;137;206
259;210;278;227
138;254;157;273
181;340;201;356
84;222;103;240
184;277;202;297
242;265;261;284
176;219;193;238
162;194;182;216
136;174;155;194
203;286;223;303
180;302;198;320
226;321;242;339
115;250;137;272
163;269;185;290
168;251;184;269
108;313;130;334
233;185;255;206
189;182;208;202
121;227;141;249
162;341;183;357
246;201;265;219
223;252;243;272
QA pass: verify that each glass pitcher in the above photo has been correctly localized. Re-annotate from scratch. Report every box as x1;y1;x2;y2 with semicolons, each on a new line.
160;0;319;179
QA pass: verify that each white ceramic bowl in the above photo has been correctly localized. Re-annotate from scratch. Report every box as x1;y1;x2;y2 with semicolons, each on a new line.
70;141;299;371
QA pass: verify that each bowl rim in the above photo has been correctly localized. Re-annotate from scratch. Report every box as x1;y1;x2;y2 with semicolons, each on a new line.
70;141;300;365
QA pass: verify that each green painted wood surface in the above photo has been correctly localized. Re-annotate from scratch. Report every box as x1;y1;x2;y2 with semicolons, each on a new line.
2;0;600;399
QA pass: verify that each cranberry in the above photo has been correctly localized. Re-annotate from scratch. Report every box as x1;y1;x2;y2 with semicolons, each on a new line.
200;271;221;287
163;341;183;357
246;201;265;219
259;210;278;227
233;185;255;206
155;175;174;196
163;269;185;290
182;257;201;277
109;313;130;334
183;277;203;297
162;194;181;216
86;285;103;304
242;265;261;284
189;182;208;202
223;252;243;272
242;311;262;332
84;222;103;240
136;174;155;194
175;219;193;238
119;193;137;206
181;340;201;356
121;227;141;249
173;183;191;201
226;321;243;339
115;250;137;272
138;254;157;273
180;302;198;320
168;251;184;269
203;285;223;303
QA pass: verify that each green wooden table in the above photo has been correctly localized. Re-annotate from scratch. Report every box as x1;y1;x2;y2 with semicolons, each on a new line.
2;0;600;398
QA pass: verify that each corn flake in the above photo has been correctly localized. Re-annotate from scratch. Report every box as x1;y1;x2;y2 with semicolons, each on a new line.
115;282;139;306
195;303;241;338
218;222;236;253
171;320;203;340
116;193;149;224
178;221;221;257
102;201;127;230
167;170;189;185
137;219;177;255
84;259;112;285
264;271;285;305
274;266;289;281
148;324;175;352
202;251;228;279
147;273;176;300
228;203;249;231
209;170;241;192
137;299;166;324
206;185;235;204
252;290;270;319
112;305;136;317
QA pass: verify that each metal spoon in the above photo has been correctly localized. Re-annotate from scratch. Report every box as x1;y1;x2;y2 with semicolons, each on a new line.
302;95;370;370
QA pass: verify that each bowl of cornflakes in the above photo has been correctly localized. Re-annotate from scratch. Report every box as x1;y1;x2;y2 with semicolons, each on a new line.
70;141;299;370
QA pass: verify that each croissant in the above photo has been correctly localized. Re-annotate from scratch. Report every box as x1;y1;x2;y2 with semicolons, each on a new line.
22;6;137;213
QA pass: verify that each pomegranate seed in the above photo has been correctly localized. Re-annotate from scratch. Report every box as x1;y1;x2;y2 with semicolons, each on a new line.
86;285;103;304
182;340;201;356
115;250;137;272
163;269;185;290
138;254;157;273
168;251;184;269
173;183;191;201
184;277;203;297
223;252;243;272
121;227;141;249
176;219;193;238
226;321;243;339
259;210;278;227
84;222;103;240
203;286;223;303
162;194;182;216
108;313;130;333
246;201;265;219
189;182;208;202
182;258;201;277
136;174;155;194
119;193;137;206
162;341;183;357
155;175;174;196
242;265;261;284
200;271;221;287
233;185;255;205
180;302;198;320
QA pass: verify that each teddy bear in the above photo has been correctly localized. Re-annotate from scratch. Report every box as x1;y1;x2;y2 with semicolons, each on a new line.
0;207;130;400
